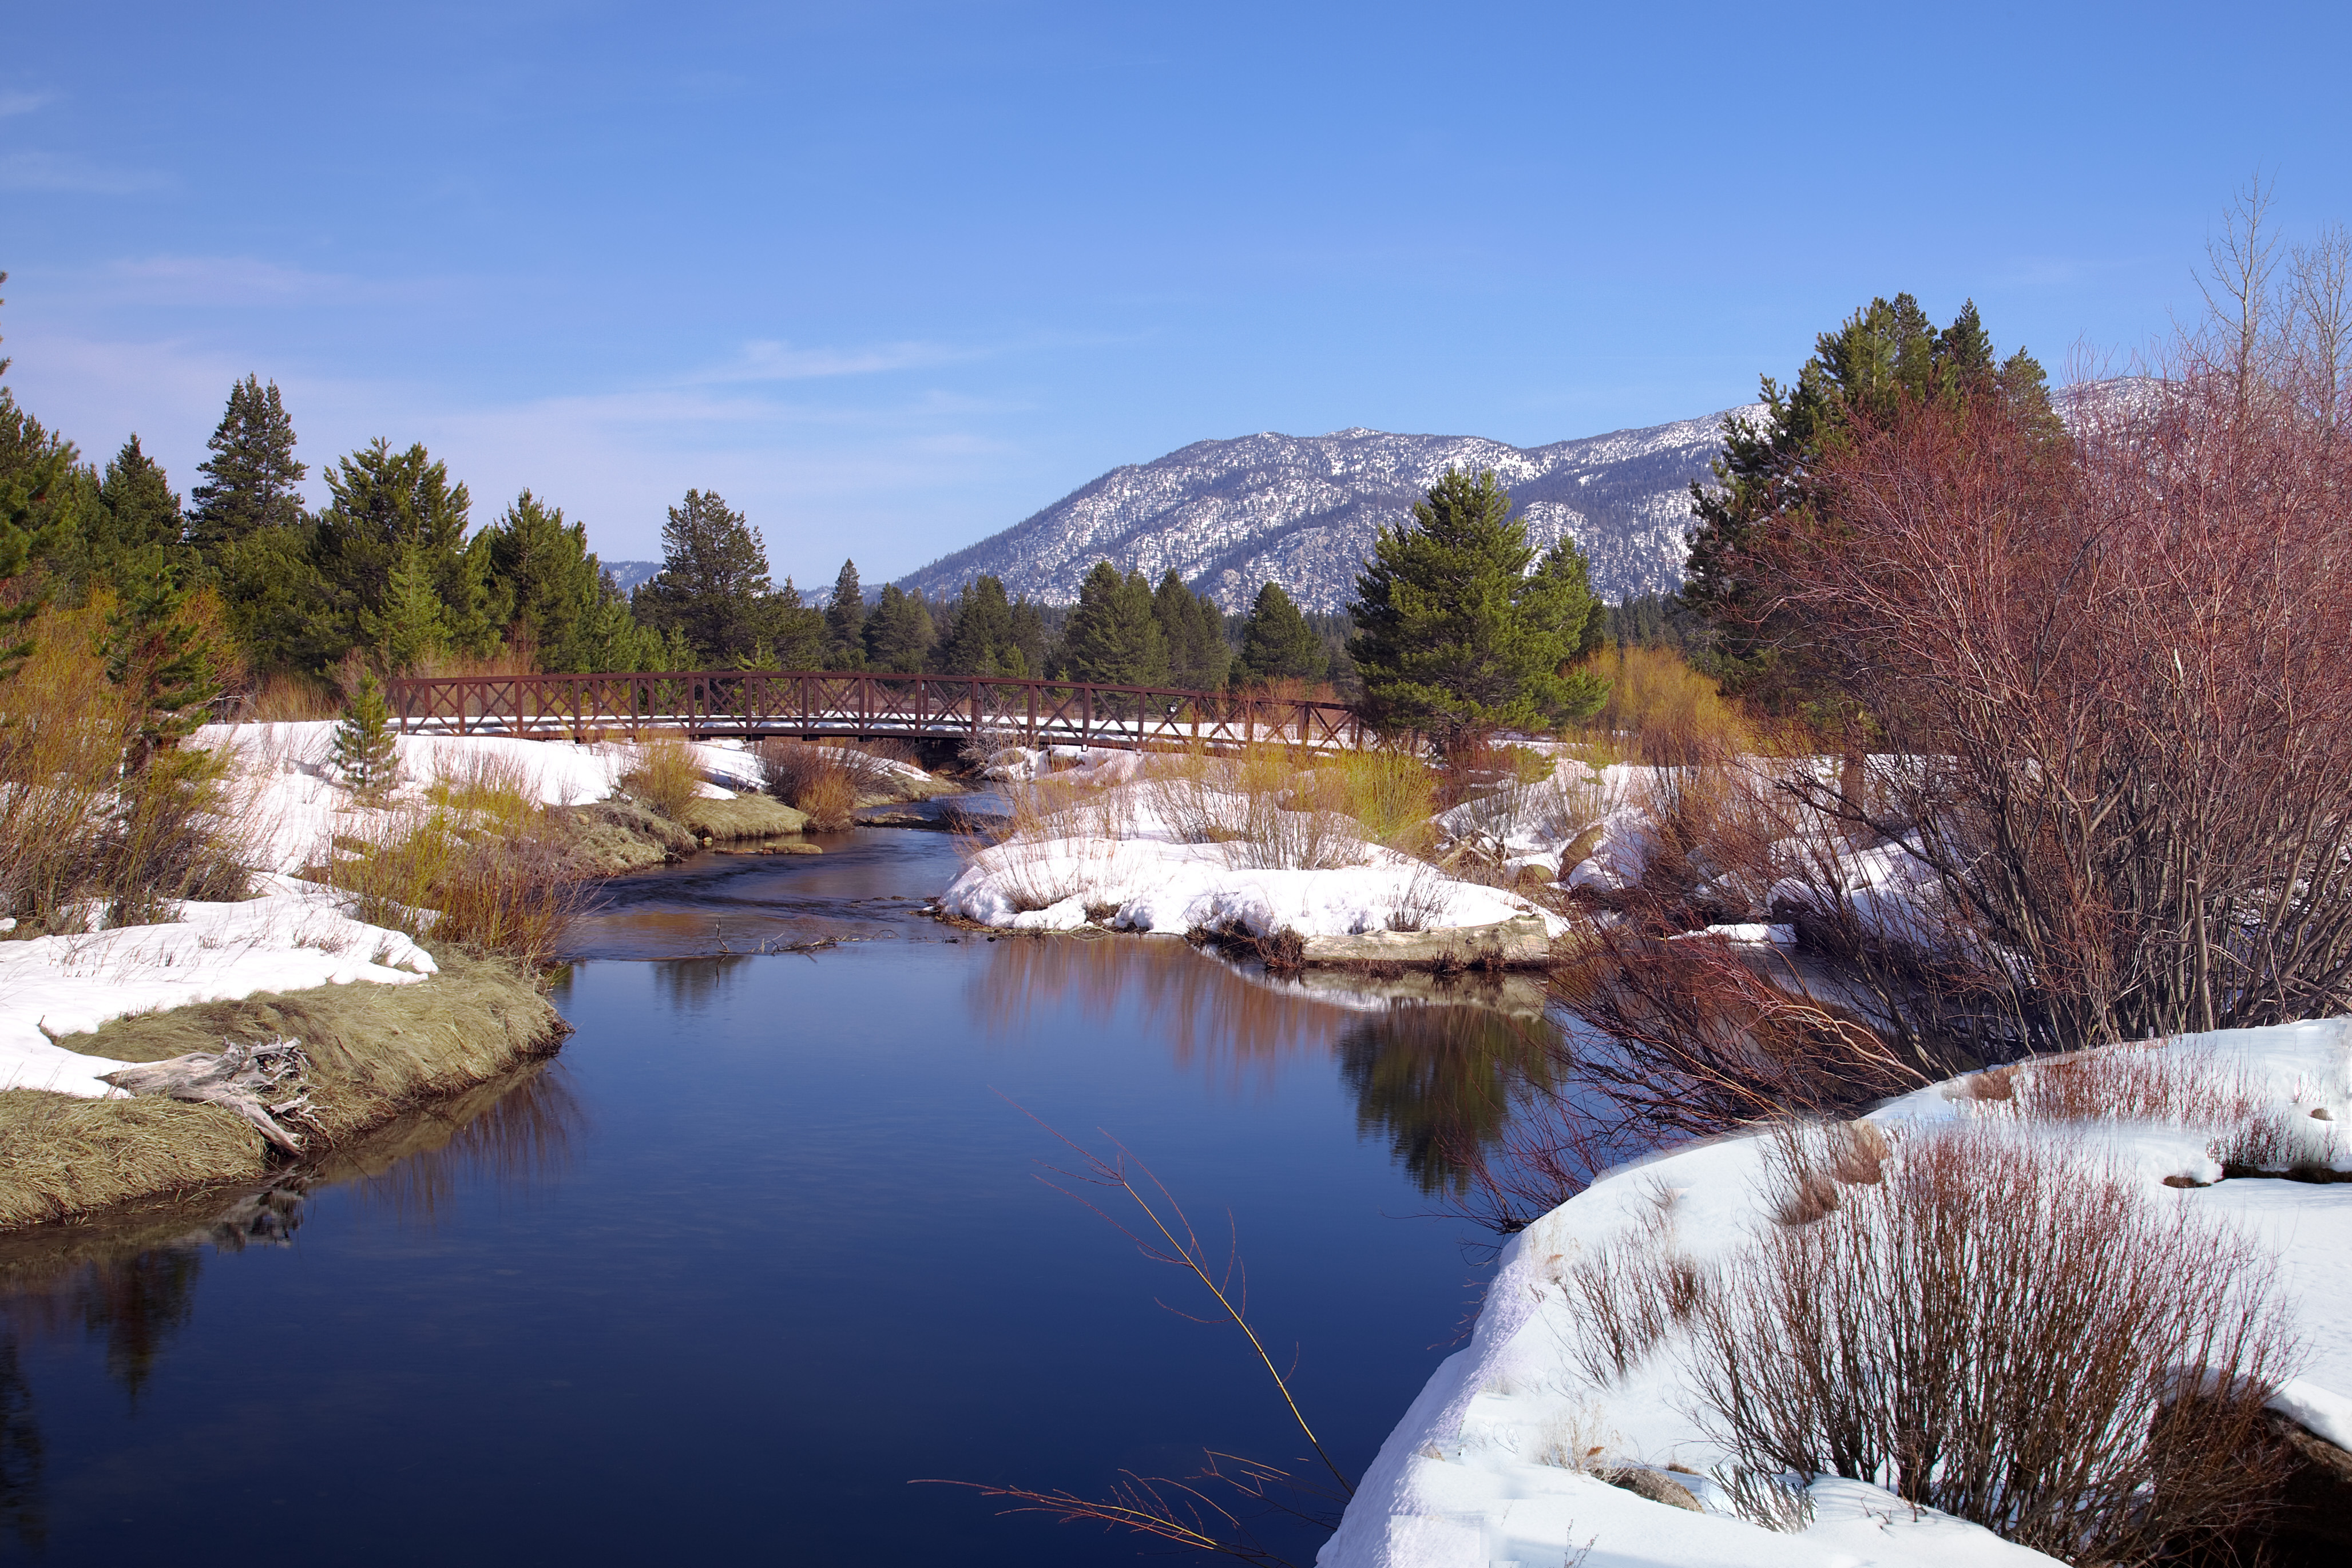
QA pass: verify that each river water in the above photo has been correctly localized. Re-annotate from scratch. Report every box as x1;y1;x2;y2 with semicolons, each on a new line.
0;815;1563;1564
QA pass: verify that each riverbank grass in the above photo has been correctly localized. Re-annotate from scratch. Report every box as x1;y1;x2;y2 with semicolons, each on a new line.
0;943;564;1228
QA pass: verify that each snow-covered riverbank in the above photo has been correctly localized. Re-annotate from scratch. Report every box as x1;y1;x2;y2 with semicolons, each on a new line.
1324;1021;2352;1568
939;745;1570;944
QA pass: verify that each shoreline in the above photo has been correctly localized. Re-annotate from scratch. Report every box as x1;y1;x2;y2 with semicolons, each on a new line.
0;941;568;1230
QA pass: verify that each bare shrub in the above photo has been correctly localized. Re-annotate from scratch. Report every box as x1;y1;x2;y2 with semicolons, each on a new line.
1140;745;1233;845
1689;1128;2298;1561
1997;1042;2259;1128
1554;930;1934;1143
1383;860;1450;932
756;739;897;828
1756;362;2352;1047
1223;752;1365;871
324;805;582;964
1551;1193;1707;1386
618;734;703;820
1711;1467;1814;1533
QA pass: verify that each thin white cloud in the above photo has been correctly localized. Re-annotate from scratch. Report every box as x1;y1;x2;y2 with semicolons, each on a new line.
0;90;55;117
0;150;164;195
693;338;980;383
2;328;1045;575
100;255;384;306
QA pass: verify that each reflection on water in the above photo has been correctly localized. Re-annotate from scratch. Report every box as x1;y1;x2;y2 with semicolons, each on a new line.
565;816;974;959
966;934;1566;1193
0;816;1590;1564
0;1058;585;1539
1;1335;38;1554
1338;1007;1560;1196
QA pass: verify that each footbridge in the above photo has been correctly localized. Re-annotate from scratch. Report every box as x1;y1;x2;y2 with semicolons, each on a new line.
383;670;1382;753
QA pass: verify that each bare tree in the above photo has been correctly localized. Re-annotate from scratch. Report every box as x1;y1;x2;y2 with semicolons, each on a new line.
2290;220;2351;435
2195;173;2283;400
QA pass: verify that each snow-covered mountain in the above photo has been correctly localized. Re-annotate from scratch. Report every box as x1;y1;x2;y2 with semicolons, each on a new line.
898;407;1760;613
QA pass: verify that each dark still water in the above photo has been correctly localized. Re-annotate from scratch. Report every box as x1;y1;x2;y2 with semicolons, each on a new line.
0;826;1560;1565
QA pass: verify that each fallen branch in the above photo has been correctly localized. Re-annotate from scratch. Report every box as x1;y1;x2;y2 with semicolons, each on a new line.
100;1037;317;1153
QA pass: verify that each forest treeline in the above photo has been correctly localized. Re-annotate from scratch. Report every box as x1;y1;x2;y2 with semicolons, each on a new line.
0;333;1379;714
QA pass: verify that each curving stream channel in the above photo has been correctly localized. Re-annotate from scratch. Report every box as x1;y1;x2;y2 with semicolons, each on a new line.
0;804;1564;1565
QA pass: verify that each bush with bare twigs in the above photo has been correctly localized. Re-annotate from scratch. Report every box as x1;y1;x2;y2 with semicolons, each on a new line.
617;733;703;821
1746;349;2352;1049
1;599;254;933
756;738;902;829
324;763;584;965
1691;1128;2298;1562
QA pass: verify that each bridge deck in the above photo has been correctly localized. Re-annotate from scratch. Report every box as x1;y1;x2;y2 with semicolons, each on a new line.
384;670;1379;753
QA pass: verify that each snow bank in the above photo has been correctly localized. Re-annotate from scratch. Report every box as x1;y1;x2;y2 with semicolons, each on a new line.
944;837;1557;938
0;875;437;1098
193;721;788;874
1324;1019;2352;1568
939;763;1566;941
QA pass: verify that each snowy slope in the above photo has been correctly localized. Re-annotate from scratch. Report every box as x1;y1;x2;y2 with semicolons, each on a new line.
898;408;1760;613
1326;1020;2352;1568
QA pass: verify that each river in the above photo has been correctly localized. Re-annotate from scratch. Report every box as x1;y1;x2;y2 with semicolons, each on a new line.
0;813;1563;1564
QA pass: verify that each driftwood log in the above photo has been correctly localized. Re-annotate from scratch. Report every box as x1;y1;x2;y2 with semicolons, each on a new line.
99;1038;316;1153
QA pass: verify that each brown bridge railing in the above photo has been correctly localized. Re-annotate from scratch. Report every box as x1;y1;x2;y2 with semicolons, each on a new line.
383;670;1382;753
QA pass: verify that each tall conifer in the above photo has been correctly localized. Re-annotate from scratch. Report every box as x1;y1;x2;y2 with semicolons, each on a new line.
1056;562;1168;686
633;489;776;666
189;376;307;555
1347;469;1605;747
824;560;866;666
1233;581;1324;686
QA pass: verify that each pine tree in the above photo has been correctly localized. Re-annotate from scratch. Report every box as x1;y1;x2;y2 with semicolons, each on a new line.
188;376;307;555
331;672;402;799
483;490;603;669
1233;581;1325;686
938;575;1016;674
768;577;830;669
824;559;867;666
0;275;74;678
96;435;186;559
1151;570;1229;690
312;439;486;662
1684;294;2056;705
104;558;227;771
633;489;775;665
862;582;934;672
362;543;451;674
1056;561;1168;686
1346;469;1607;747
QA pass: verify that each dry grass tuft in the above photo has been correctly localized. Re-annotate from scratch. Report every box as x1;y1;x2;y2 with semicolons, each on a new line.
239;673;339;723
0;1091;267;1228
756;739;897;829
324;807;584;966
618;733;704;821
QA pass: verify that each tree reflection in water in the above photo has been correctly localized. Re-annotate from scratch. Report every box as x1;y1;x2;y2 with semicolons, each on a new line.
0;1056;585;1532
1336;1006;1562;1196
0;1333;41;1554
969;935;1566;1193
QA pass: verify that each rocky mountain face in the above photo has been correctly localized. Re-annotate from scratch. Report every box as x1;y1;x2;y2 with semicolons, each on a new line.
897;406;1760;613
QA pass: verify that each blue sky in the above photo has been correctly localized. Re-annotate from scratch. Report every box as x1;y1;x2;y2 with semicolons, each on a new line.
4;2;2347;588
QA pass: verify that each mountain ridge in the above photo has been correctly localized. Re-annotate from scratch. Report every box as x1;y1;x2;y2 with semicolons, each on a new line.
896;405;1762;613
